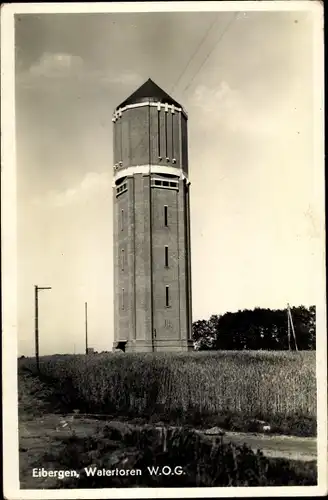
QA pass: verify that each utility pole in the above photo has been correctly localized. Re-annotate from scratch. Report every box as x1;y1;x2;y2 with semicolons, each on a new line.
85;302;88;355
287;303;298;351
34;285;52;372
287;303;291;351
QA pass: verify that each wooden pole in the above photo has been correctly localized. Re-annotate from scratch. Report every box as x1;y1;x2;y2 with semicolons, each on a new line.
288;306;298;351
34;285;52;371
35;285;39;372
287;303;291;351
85;302;88;355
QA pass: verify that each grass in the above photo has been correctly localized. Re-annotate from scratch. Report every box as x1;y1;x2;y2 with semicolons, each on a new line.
37;424;317;488
19;350;316;436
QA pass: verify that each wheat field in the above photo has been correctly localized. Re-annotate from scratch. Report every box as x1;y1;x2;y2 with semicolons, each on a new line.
19;350;316;421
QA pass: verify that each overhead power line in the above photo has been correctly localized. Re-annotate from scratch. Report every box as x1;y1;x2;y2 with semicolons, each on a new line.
183;12;238;94
171;14;220;94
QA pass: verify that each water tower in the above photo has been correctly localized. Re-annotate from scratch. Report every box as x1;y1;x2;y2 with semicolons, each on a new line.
112;79;193;352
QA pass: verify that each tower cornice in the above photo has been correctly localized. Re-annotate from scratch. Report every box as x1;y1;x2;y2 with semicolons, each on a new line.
112;101;188;121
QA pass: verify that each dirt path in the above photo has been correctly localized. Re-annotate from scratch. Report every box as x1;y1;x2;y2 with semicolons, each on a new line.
201;430;316;462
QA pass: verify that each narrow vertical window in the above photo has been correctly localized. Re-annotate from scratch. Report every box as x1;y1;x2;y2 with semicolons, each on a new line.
122;288;125;310
157;110;161;157
165;285;170;307
171;112;174;160
164;246;168;267
121;209;124;231
121;249;124;271
120;117;123;164
164;111;168;158
164;205;168;226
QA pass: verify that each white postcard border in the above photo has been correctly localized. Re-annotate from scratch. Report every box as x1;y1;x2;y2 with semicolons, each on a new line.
1;2;326;498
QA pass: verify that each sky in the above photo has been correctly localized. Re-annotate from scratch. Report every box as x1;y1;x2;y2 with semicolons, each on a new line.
14;7;324;356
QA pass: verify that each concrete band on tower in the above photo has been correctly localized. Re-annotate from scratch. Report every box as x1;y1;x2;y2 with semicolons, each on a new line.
113;165;190;186
112;79;193;353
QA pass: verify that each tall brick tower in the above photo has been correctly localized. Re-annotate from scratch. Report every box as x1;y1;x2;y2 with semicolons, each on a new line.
112;79;193;352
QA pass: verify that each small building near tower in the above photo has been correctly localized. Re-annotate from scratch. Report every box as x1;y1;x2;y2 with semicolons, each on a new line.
112;79;193;352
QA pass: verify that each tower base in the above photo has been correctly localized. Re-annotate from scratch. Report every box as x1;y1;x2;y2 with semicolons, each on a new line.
112;339;194;353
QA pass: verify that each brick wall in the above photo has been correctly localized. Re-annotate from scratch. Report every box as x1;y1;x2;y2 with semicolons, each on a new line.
113;105;186;172
152;187;180;341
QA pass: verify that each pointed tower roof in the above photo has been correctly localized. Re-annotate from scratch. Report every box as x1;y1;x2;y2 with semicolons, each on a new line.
116;78;182;110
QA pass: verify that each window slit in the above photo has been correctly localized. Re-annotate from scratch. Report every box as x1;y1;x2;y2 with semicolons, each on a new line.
164;205;168;226
165;286;170;307
158;111;161;157
165;112;168;158
165;246;168;267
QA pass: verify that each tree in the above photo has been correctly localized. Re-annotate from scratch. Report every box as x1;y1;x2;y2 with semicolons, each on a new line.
308;305;316;349
192;319;217;350
192;305;316;351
